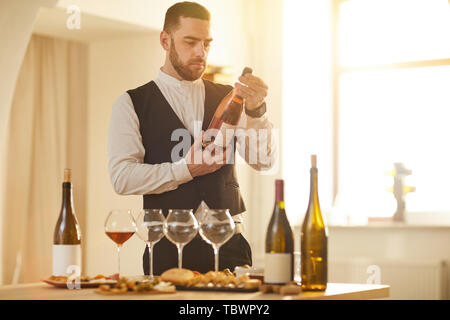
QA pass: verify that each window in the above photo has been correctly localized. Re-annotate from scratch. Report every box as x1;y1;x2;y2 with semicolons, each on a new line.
336;0;450;219
283;0;450;224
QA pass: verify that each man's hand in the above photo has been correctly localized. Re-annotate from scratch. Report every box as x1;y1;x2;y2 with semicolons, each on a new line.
186;131;232;178
234;73;269;111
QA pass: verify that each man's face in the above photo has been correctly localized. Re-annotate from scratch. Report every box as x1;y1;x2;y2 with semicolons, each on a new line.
167;17;212;81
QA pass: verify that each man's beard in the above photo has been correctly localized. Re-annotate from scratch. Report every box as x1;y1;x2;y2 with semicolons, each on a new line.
169;38;206;81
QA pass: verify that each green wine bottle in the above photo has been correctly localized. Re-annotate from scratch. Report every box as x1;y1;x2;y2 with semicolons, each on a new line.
301;155;328;291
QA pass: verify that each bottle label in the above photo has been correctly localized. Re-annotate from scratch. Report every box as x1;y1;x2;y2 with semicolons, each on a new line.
52;244;82;276
214;122;236;148
264;253;292;284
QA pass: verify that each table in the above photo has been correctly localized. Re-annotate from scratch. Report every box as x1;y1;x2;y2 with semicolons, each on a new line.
0;282;389;300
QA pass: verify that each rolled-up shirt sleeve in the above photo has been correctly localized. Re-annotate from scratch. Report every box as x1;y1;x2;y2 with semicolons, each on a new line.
107;93;193;195
235;108;278;171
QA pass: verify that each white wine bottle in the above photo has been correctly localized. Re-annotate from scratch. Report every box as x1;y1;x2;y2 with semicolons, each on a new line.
264;179;294;284
301;155;328;291
52;168;82;276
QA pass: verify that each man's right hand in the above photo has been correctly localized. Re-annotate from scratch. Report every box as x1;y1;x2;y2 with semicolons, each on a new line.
186;130;232;178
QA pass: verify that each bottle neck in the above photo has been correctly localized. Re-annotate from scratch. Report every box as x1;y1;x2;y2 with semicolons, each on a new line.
275;181;285;210
61;182;74;212
309;168;320;209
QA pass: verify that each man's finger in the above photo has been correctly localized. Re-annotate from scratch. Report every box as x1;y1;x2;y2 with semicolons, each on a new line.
203;147;216;165
235;83;257;98
235;83;267;106
238;74;269;90
205;141;216;154
213;155;224;165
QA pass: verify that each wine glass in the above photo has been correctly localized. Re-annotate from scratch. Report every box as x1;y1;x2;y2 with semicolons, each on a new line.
199;209;235;272
163;209;198;269
135;209;165;280
105;210;137;278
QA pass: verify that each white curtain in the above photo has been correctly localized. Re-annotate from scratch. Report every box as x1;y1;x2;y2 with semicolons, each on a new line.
2;34;88;284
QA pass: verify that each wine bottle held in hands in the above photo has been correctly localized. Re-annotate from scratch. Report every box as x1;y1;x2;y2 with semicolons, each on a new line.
301;155;328;291
53;168;82;277
264;179;294;284
203;67;253;149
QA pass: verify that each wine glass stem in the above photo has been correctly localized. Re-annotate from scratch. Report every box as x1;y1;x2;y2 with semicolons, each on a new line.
177;244;184;269
148;242;154;279
214;246;219;272
117;245;121;277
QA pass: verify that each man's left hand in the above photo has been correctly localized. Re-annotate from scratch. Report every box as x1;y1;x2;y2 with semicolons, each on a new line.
234;73;268;111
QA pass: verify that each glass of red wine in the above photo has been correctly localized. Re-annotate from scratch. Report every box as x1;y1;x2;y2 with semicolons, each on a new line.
105;209;137;278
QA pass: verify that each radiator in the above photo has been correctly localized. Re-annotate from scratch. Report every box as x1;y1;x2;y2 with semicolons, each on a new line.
329;258;448;300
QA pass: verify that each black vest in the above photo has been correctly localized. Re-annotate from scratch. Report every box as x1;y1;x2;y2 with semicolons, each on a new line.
127;79;246;216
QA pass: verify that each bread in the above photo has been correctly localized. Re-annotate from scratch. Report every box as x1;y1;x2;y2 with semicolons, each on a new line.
160;268;195;286
160;268;261;290
49;275;68;282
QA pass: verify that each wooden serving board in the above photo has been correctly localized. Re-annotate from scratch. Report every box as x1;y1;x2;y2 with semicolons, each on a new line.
94;288;176;295
42;279;117;289
175;285;259;293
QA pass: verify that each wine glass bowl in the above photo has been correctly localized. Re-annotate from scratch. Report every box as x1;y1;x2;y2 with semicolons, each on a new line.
198;209;235;272
105;231;135;246
104;209;137;278
163;209;198;269
136;209;165;280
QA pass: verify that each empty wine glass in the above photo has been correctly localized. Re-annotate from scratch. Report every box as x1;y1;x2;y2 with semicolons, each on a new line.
199;209;235;272
136;209;165;280
163;209;198;269
105;210;137;278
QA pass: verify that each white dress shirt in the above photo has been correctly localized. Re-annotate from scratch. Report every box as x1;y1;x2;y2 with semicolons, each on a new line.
108;69;277;224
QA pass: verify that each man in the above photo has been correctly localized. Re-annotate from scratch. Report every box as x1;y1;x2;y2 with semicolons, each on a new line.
108;1;277;275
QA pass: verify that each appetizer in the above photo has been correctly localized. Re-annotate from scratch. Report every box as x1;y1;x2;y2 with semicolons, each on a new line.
160;268;261;290
97;277;175;294
48;274;116;283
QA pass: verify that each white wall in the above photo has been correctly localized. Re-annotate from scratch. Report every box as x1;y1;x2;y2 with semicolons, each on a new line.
323;225;450;299
0;0;58;285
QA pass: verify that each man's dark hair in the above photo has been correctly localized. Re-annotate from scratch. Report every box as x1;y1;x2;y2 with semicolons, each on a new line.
163;1;211;33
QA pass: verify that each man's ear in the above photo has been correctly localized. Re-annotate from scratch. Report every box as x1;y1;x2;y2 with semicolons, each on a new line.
160;30;171;51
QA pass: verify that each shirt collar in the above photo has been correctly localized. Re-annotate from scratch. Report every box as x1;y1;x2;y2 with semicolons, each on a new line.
157;68;203;89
